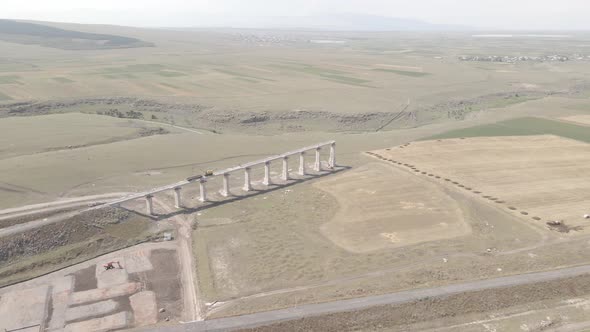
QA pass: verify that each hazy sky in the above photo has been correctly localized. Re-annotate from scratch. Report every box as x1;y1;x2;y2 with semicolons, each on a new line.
3;0;589;30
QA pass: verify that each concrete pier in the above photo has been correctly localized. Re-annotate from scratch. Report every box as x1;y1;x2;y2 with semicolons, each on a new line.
299;152;306;176
221;173;230;197
282;156;289;181
145;195;154;215
243;167;252;191
173;187;182;208
100;140;336;212
263;161;271;186
199;178;207;202
314;147;321;172
329;142;336;168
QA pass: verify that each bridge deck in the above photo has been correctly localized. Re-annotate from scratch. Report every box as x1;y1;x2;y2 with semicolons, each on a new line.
97;141;335;208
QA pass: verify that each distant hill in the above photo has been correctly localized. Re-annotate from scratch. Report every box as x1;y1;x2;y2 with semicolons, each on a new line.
0;19;154;50
181;14;469;31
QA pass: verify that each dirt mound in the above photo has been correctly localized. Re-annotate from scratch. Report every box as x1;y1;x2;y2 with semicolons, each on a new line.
0;208;132;264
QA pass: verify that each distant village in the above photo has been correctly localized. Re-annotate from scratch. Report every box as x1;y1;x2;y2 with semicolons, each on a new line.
458;54;590;63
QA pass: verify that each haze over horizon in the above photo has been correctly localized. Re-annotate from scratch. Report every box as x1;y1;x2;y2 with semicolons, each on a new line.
2;0;590;31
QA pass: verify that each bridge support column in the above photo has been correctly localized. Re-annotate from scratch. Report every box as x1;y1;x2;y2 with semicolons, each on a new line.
221;173;230;197
299;152;306;176
145;194;154;215
282;156;289;181
199;178;207;202
243;167;252;191
263;161;271;186
314;147;321;172
329;142;336;168
173;187;182;209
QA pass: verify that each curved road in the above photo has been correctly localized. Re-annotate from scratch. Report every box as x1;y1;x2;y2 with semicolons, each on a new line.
141;264;590;332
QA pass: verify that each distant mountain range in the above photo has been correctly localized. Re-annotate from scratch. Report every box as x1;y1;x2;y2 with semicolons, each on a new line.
183;14;470;31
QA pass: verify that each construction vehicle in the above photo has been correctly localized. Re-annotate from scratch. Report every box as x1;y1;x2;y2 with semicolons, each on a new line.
187;170;214;182
186;175;203;182
103;261;121;270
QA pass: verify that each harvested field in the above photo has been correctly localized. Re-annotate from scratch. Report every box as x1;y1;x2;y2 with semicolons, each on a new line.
374;135;590;234
316;163;470;253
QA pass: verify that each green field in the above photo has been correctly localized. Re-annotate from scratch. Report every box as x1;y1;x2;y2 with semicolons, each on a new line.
373;68;430;77
156;70;187;77
0;75;21;84
0;91;11;100
425;117;590;143
51;77;74;83
214;68;275;82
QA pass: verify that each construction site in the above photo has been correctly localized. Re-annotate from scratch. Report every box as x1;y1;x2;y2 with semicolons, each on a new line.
3;17;590;332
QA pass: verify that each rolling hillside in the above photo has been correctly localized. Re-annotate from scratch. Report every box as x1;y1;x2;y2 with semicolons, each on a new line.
0;19;154;50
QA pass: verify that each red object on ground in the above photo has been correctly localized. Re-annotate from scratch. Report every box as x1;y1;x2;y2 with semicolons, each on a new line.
103;261;122;270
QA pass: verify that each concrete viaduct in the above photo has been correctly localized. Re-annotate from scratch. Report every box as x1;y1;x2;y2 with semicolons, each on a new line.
104;141;336;215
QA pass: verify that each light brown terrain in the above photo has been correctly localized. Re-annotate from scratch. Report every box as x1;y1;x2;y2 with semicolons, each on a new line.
317;163;470;252
2;21;590;332
373;135;590;233
561;114;590;126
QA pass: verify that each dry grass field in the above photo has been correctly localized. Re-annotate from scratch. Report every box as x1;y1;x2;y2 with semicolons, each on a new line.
374;135;590;234
0;112;170;159
1;25;589;124
4;21;590;328
316;163;470;253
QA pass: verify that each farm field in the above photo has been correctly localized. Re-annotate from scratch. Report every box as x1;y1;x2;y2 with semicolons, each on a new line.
425;116;590;142
1;24;590;124
375;134;590;234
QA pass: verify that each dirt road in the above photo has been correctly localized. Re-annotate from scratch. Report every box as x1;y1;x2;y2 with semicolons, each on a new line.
0;193;129;238
0;193;128;219
154;197;202;321
140;264;590;332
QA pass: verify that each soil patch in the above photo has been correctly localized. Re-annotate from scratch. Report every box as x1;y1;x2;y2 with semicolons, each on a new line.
145;249;182;320
316;163;470;252
72;265;98;292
